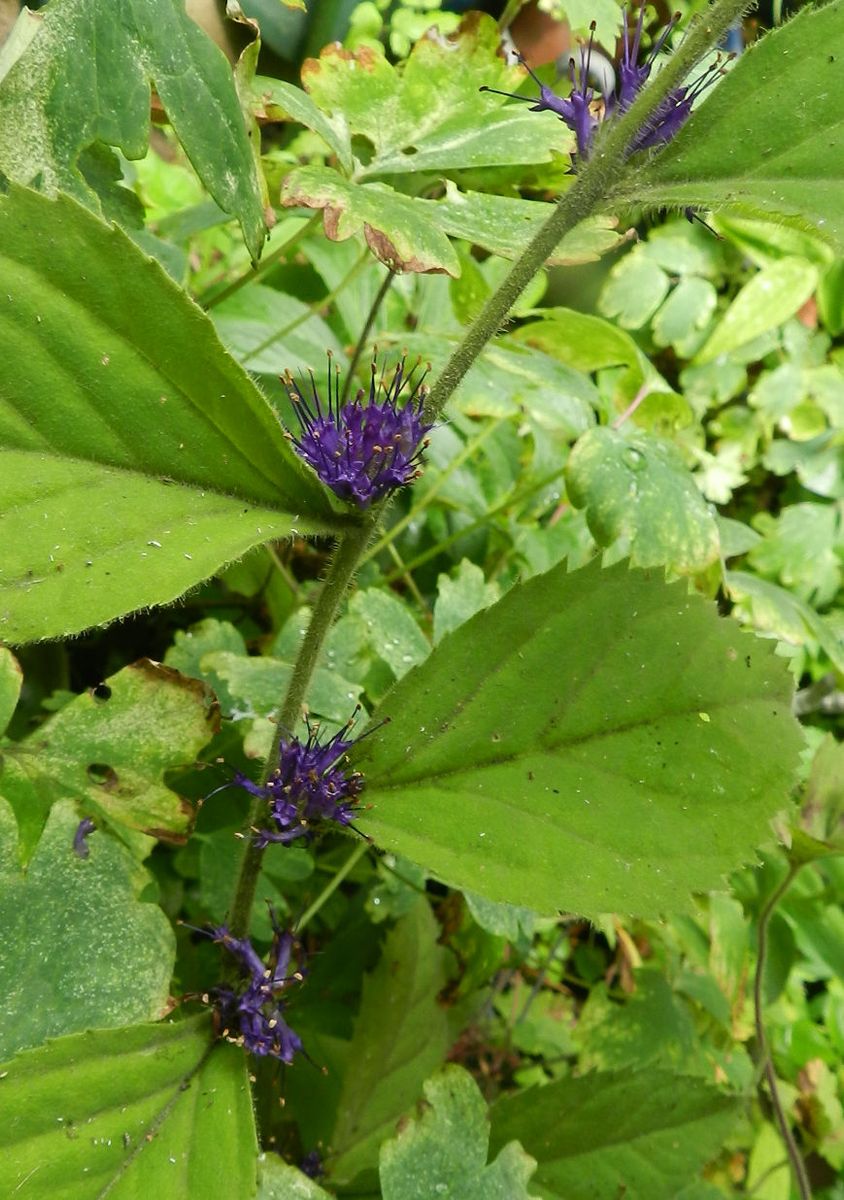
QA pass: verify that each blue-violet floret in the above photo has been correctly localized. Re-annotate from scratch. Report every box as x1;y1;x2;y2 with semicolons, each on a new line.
285;355;434;508
481;6;728;164
204;918;304;1062
235;716;365;848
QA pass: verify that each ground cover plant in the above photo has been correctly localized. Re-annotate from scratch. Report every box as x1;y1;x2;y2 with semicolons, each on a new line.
0;0;843;1195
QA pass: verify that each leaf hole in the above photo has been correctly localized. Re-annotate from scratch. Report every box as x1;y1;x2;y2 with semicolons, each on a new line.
91;683;112;702
87;762;118;789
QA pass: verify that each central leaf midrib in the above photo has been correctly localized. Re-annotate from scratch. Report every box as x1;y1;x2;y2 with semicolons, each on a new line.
366;690;782;792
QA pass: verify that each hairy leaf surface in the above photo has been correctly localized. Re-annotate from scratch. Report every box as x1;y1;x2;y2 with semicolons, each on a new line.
635;1;844;246
0;1018;257;1199
0;188;346;641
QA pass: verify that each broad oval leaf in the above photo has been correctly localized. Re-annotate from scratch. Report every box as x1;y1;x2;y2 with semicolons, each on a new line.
0;1018;258;1200
634;0;844;247
354;560;801;916
488;1069;742;1200
0;187;348;642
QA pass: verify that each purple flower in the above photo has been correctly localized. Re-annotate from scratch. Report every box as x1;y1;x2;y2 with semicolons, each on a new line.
627;60;727;151
613;5;678;112
285;355;434;508
72;817;96;859
481;24;602;160
235;716;365;848
481;8;727;164
205;918;304;1062
300;1151;324;1179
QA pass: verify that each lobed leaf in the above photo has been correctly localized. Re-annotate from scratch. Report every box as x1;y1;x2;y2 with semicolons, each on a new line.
565;427;721;574
299;16;568;178
379;1066;537;1200
0;801;174;1059
0;0;266;256
1;659;217;860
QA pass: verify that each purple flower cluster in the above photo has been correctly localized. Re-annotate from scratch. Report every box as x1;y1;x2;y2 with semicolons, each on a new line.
482;7;727;162
285;355;433;508
235;718;364;848
205;919;304;1062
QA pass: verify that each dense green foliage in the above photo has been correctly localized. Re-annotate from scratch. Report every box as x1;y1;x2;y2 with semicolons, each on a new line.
1;0;843;1197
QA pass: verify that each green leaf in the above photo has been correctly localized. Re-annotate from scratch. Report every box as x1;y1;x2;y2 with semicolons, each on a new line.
434;561;501;644
513;307;684;429
726;570;844;673
282;174;622;277
328;900;452;1188
355;560;801;917
634;1;844;248
0;187;345;642
565;428;720;574
255;75;353;172
300;17;568;179
380;1065;537;1200
0;0;266;257
212;282;345;375
463;891;536;942
282;166;459;274
0;645;22;736
800;735;844;852
694;259;818;364
652;277;718;351
2;660;216;860
433;188;623;266
574;972;696;1073
748;502;842;608
381;331;597;438
259;1158;334;1199
600;253;670;329
553;0;623;45
200;651;363;726
488;1070;741;1200
0;1018;258;1199
349;590;430;680
0;800;174;1058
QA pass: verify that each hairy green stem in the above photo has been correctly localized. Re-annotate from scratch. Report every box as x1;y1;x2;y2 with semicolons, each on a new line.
753;862;812;1200
424;0;750;421
227;518;376;939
